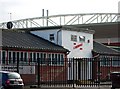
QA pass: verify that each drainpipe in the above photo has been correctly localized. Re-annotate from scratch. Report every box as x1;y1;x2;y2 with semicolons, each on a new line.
57;29;61;45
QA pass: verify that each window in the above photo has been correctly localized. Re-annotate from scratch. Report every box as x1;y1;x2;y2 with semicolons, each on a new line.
79;36;85;42
33;53;36;62
24;52;27;62
37;53;39;61
58;54;60;65
29;52;33;62
13;52;16;63
100;56;111;66
48;54;51;65
52;54;55;64
31;53;65;65
101;59;110;66
8;72;21;79
40;53;45;64
54;54;57;64
8;52;12;64
43;53;46;64
2;51;6;64
71;35;77;42
20;52;23;61
17;52;19;62
51;53;64;65
49;34;54;41
61;54;64;65
112;56;120;66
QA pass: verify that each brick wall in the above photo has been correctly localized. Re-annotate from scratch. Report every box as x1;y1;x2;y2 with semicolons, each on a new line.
21;74;36;85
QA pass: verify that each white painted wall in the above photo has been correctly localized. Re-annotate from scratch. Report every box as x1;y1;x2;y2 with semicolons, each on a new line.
61;30;93;58
31;29;62;45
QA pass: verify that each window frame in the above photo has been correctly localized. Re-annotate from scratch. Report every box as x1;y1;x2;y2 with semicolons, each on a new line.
71;35;77;42
49;34;55;41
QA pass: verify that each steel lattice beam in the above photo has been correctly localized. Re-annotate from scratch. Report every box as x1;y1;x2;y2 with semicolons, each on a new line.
0;13;120;29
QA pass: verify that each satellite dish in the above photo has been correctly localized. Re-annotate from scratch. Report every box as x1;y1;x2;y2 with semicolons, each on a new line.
7;22;13;29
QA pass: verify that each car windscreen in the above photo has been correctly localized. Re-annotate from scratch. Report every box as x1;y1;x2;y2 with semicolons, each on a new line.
8;73;21;79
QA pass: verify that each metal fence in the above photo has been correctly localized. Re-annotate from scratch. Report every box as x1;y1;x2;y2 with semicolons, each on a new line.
1;56;120;87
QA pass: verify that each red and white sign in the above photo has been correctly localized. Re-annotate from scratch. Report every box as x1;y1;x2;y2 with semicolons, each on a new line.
73;43;83;50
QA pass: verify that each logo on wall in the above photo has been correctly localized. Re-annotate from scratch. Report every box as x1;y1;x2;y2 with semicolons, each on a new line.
73;43;83;50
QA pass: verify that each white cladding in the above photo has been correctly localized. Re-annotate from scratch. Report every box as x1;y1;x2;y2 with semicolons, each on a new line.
31;28;93;58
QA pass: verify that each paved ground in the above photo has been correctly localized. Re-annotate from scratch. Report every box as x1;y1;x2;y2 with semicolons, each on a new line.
24;85;113;89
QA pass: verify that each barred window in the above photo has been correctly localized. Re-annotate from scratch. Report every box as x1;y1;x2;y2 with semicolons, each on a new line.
79;36;85;42
71;35;77;42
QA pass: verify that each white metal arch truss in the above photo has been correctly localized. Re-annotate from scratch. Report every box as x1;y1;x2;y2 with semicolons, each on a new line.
0;13;120;29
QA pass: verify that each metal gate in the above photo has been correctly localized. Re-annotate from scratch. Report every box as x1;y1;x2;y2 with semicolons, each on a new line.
1;56;120;88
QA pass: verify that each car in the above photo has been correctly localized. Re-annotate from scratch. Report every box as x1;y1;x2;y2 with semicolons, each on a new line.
0;71;24;89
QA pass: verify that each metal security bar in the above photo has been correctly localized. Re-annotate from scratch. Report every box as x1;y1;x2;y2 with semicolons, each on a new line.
0;13;120;29
1;56;120;88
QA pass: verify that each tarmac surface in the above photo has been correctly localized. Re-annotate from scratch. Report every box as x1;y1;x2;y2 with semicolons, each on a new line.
24;85;114;89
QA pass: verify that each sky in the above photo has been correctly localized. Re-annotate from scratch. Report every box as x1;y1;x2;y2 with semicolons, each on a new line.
0;0;119;23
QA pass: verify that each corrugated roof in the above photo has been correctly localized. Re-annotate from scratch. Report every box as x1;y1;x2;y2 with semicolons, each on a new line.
93;41;120;55
1;29;68;52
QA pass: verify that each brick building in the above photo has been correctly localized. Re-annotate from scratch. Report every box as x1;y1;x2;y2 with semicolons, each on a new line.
0;29;69;85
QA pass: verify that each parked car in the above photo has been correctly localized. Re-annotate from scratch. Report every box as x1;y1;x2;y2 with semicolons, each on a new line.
110;72;120;89
0;71;24;89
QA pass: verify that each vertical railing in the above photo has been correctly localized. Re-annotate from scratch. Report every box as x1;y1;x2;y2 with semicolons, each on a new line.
73;58;75;88
1;56;120;87
37;58;40;87
97;58;101;86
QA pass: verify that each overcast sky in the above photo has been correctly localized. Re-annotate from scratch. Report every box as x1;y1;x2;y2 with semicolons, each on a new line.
0;0;119;22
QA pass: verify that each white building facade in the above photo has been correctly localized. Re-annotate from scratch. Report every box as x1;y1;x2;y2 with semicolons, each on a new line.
31;26;94;58
31;27;94;81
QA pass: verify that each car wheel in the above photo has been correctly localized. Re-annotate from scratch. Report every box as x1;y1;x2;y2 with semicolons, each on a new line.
111;87;115;89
